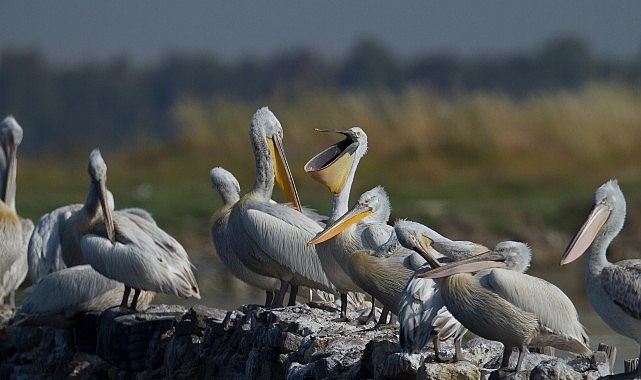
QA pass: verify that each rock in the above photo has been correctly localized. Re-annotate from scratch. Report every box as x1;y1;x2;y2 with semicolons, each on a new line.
0;303;619;379
419;360;480;380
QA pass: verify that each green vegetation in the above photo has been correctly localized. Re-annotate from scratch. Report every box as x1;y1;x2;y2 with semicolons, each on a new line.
15;84;641;276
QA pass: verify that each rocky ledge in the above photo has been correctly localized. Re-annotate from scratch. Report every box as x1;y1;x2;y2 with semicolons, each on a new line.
0;303;614;379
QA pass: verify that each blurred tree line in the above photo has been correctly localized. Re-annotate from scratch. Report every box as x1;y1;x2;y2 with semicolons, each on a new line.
1;35;639;155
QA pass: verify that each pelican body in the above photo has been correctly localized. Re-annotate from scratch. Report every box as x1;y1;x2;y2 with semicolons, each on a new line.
228;107;335;307
27;204;81;283
394;219;489;360
419;242;591;371
0;116;32;307
306;128;388;320
210;167;281;306
15;265;154;328
311;186;425;324
561;179;641;376
66;149;200;309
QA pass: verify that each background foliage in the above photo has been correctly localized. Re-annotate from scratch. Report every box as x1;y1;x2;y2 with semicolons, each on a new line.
3;35;641;306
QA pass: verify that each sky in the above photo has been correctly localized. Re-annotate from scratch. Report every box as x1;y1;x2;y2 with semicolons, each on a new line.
1;1;641;65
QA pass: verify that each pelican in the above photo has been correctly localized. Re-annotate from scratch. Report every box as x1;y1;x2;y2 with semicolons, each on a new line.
59;148;117;268
417;241;591;371
310;186;425;325
27;204;80;283
0;116;32;307
14;265;155;328
228;107;335;308
66;149;200;309
394;219;488;361
209;167;281;306
561;179;641;376
29;196;155;285
305;127;384;321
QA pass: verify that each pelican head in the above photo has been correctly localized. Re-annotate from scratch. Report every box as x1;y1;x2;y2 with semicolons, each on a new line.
88;149;115;243
492;241;531;273
1;116;23;147
304;126;368;194
210;167;241;205
416;241;530;279
390;219;442;268
307;185;388;246
561;179;625;266
416;249;506;279
252;107;301;212
0;116;23;208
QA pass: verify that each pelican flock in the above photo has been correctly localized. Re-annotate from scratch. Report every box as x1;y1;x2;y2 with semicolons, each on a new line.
5;108;641;376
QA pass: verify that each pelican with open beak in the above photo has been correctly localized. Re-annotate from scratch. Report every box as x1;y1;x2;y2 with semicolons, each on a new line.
304;127;387;321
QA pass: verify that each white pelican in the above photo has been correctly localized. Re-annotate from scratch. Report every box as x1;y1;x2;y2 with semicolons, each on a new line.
310;186;426;325
60;148;117;268
210;166;281;306
27;204;80;283
0;116;32;307
67;149;200;309
228;107;335;307
394;219;488;361
28;199;153;284
14;265;154;328
418;241;591;371
305;127;384;321
561;179;641;376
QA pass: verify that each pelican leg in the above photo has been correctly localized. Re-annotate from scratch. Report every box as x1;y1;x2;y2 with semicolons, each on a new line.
357;296;378;325
433;336;447;362
333;292;350;322
121;285;132;308
264;291;274;307
634;349;641;376
9;291;16;309
514;346;528;372
454;335;464;362
500;345;513;369
287;284;299;306
272;280;289;308
130;289;141;310
374;306;390;327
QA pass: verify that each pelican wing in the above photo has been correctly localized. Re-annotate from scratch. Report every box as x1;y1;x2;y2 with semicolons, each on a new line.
602;260;641;320
432;240;489;261
350;250;415;310
81;213;199;299
27;204;81;283
432;305;465;341
483;269;588;344
398;273;441;353
15;265;154;327
360;222;394;249
242;201;333;288
18;265;120;316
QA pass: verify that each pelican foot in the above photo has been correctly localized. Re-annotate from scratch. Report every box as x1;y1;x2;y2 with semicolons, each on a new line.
356;311;377;325
332;316;351;323
307;301;340;313
359;321;395;332
433;353;455;363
